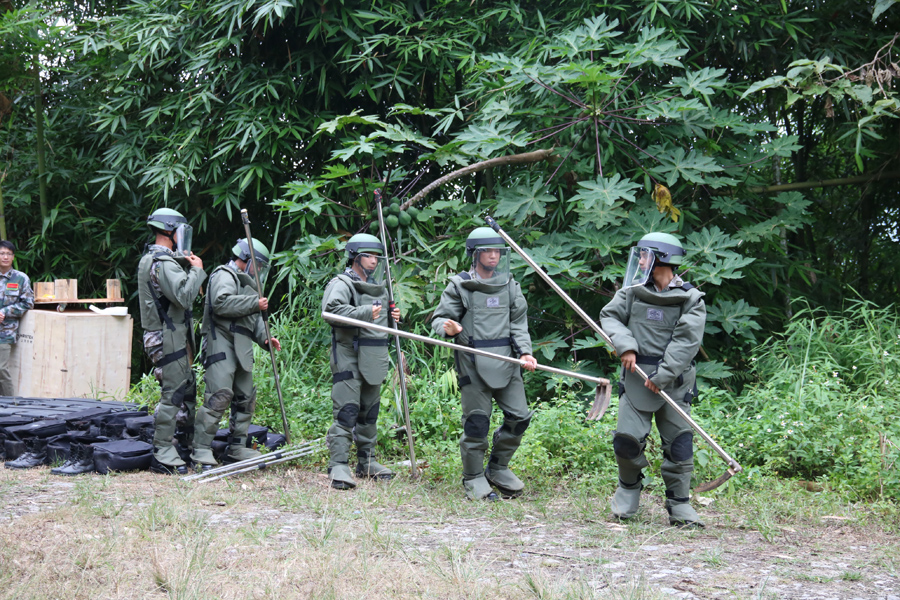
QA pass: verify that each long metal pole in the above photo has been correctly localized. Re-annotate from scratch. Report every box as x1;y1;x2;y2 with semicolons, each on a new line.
182;438;325;482
240;209;291;445
373;190;418;480
483;216;741;491
321;312;610;388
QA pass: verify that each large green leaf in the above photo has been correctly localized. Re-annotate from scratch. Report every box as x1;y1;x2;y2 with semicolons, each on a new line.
494;178;556;225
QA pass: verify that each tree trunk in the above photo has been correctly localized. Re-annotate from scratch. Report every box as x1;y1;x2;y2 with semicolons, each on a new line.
0;175;7;240
33;53;48;225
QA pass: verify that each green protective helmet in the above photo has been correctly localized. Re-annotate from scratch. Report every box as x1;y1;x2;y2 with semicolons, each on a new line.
345;233;384;259
465;227;505;257
638;232;685;266
232;238;270;266
146;208;187;232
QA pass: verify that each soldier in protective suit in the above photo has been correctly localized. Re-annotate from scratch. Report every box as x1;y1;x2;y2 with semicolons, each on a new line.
191;238;281;470
599;232;706;526
321;234;400;490
431;227;538;501
137;208;206;475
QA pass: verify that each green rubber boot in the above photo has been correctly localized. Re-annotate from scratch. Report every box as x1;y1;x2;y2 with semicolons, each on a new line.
665;488;704;527
226;442;262;463
329;463;357;490
611;485;642;520
191;389;232;468
153;403;186;467
356;453;394;480
610;468;643;520
484;465;524;498
463;476;499;501
663;465;703;527
666;499;704;527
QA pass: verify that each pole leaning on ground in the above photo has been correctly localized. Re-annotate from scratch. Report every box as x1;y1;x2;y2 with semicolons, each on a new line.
483;215;742;493
240;208;291;445
373;190;418;479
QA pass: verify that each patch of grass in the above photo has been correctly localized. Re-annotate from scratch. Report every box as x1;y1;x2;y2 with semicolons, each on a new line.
795;572;834;583
136;497;180;532
152;526;216;600
700;546;726;567
840;570;863;581
303;511;338;548
426;542;489;591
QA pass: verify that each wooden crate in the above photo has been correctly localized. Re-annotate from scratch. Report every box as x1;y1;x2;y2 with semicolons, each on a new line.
9;309;133;401
34;278;124;304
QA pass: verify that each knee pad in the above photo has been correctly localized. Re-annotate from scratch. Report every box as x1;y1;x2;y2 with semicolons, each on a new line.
463;412;490;438
336;404;360;429
668;431;694;462
501;410;534;436
206;388;233;413
613;432;644;460
362;402;380;425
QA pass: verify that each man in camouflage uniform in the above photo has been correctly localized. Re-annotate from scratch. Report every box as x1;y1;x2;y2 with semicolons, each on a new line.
600;232;706;527
137;208;206;475
431;227;538;501
321;233;399;490
0;241;34;396
191;238;280;470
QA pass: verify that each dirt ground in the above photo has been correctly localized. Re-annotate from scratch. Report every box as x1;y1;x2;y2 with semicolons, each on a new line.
0;464;897;600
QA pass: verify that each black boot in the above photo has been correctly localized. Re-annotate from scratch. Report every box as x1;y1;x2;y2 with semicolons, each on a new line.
51;443;81;475
52;443;96;476
150;454;188;475
5;437;50;470
65;444;96;476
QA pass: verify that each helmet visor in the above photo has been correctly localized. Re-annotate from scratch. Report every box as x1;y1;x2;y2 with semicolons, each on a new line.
353;253;387;284
247;259;270;284
174;224;193;257
472;247;510;286
623;246;655;289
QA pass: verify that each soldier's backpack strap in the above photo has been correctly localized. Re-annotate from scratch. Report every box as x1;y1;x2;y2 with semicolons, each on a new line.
148;252;176;331
207;266;251;341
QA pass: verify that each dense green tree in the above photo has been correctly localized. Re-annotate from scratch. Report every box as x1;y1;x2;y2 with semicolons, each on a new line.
0;0;898;386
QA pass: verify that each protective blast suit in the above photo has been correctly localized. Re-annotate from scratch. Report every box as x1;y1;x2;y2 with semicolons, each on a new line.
600;270;706;526
193;261;271;466
137;245;206;471
321;258;394;489
431;243;535;501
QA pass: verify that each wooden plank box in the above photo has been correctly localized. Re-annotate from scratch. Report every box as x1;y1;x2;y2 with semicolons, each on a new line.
9;309;133;401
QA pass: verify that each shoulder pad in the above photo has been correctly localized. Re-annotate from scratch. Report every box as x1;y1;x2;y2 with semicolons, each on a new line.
679;282;695;291
212;264;239;282
457;272;472;281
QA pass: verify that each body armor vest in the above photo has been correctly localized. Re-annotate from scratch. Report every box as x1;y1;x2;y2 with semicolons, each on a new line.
450;274;518;389
328;274;391;385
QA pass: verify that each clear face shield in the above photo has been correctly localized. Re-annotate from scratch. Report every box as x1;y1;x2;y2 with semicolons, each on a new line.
246;258;270;284
472;247;511;286
173;224;193;257
623;246;655;289
353;253;387;284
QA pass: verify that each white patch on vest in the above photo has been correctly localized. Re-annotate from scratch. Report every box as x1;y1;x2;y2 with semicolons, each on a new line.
647;308;664;321
486;296;500;307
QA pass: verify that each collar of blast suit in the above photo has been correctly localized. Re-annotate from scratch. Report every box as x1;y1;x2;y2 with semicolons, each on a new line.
454;269;509;293
224;260;257;291
148;244;174;257
630;275;702;306
339;268;384;296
